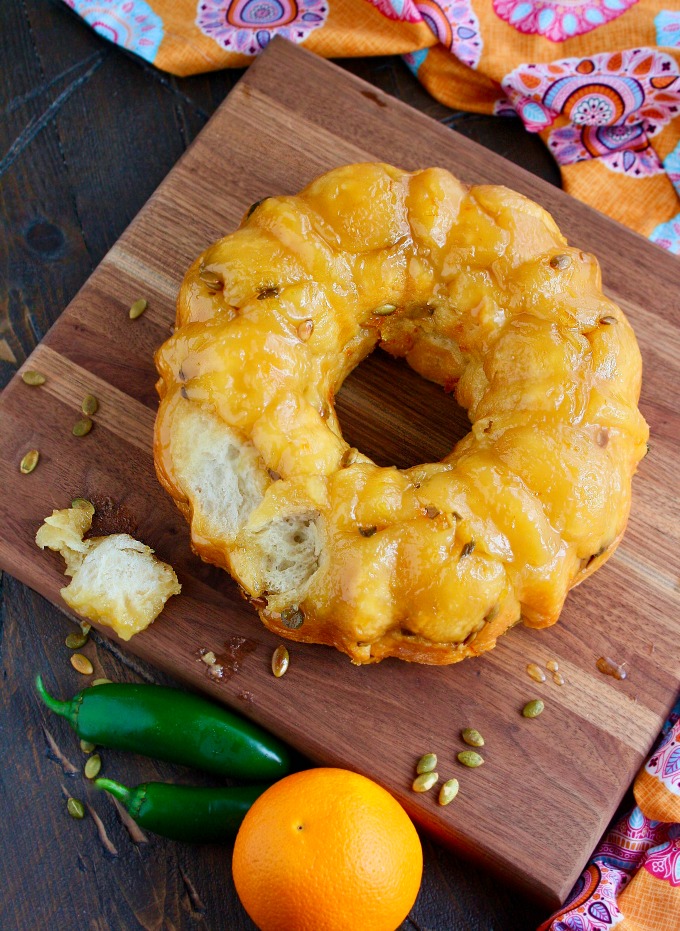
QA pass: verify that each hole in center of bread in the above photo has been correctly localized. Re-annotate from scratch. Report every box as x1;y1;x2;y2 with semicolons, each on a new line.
335;348;469;470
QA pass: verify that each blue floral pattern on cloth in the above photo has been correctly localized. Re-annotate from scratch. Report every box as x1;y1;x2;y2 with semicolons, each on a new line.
663;141;680;202
64;0;163;63
403;48;429;75
196;0;328;56
655;10;680;48
649;213;680;255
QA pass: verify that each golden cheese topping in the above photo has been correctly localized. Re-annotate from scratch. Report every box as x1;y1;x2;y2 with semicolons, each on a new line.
154;163;648;665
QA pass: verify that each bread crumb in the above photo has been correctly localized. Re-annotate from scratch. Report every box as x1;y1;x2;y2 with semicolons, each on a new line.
36;505;181;641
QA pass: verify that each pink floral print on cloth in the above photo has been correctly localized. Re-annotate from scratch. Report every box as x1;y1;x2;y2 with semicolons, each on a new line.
196;0;328;55
502;49;680;178
414;0;483;67
646;708;680;797
542;700;680;930
643;838;680;886
493;0;639;44
365;0;421;22
367;0;483;67
63;0;680;256
542;861;627;929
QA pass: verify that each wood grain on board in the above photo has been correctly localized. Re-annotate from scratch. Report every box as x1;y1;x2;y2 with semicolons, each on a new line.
1;39;678;908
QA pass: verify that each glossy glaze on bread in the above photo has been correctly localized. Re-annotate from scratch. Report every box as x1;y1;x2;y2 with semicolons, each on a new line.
154;164;648;664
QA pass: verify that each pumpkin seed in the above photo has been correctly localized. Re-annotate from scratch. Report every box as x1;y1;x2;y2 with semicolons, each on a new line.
463;628;479;647
84;754;102;780
71;498;95;516
485;605;500;623
199;269;223;292
461;728;485;748
19;449;39;474
552;672;565;686
70;653;93;675
600;315;617;326
522;699;545;718
80;739;96;753
341;448;358;468
546;659;559;673
297;319;314;342
22;370;46;386
359;526;377;538
438;779;459;806
246;198;267;219
129;298;148;319
550;254;572;270
416;753;437;774
412;771;438;792
67;798;85;820
281;608;304;630
72;418;93;437
457;750;484;768
81;394;98;416
373;304;397;316
91;678;112;687
272;645;289;678
526;663;546;683
460;541;476;558
65;631;89;650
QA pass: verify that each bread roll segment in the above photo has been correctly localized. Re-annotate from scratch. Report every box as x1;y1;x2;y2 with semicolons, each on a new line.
154;163;648;665
36;506;181;641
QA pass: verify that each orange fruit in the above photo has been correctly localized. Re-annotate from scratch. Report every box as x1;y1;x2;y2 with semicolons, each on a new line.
232;767;423;931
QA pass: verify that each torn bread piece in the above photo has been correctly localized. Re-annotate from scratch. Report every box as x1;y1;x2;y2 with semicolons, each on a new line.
36;506;181;641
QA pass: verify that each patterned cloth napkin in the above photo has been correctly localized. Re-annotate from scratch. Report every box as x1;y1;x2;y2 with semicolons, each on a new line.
62;2;680;924
540;698;680;930
62;0;680;253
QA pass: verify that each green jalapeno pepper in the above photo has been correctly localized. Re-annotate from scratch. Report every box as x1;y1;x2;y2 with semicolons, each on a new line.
95;777;266;843
35;675;291;780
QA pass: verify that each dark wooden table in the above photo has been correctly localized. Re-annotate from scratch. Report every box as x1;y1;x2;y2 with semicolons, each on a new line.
1;2;564;928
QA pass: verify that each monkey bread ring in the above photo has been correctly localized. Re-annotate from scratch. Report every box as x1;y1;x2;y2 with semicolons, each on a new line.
154;163;648;665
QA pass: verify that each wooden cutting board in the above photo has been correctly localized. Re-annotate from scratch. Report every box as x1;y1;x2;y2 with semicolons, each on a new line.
1;39;679;908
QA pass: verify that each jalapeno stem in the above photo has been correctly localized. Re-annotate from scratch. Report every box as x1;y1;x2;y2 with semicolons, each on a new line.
35;675;74;719
94;778;133;807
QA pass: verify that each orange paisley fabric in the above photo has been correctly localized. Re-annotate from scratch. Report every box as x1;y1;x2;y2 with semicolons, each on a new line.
62;0;680;252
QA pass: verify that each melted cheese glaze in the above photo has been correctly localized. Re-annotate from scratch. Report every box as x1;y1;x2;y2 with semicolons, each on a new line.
155;164;648;664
